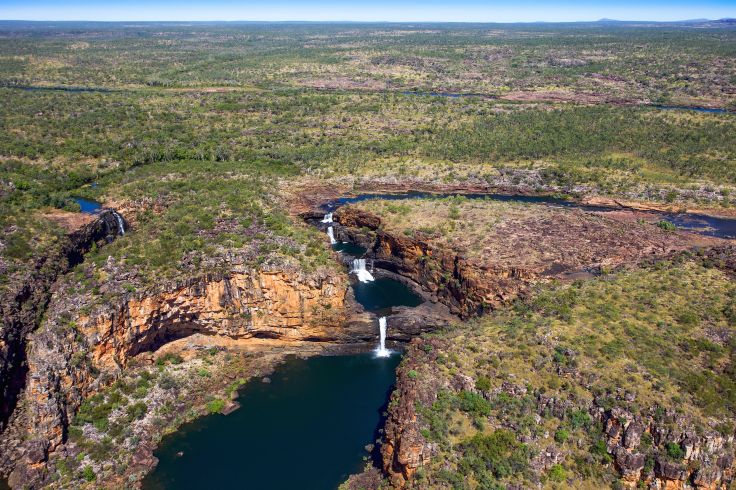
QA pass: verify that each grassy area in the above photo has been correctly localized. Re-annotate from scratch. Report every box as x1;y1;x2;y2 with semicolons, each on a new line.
352;196;705;275
2;43;734;299
407;256;736;488
0;22;733;325
1;22;734;107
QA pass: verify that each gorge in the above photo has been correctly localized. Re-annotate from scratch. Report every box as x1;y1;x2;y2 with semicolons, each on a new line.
2;21;736;489
2;186;736;489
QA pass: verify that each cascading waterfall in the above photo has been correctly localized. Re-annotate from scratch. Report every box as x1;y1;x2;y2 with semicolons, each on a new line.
321;212;333;223
327;226;337;244
375;317;390;357
351;258;374;283
112;211;125;235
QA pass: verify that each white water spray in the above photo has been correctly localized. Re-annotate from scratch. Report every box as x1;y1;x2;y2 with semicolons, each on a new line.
321;212;333;223
351;258;374;283
375;317;390;357
112;211;125;235
327;226;337;244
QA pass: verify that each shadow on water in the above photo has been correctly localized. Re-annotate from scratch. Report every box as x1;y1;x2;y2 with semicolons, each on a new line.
665;212;736;239
333;241;367;256
352;277;423;313
143;353;401;490
323;191;579;210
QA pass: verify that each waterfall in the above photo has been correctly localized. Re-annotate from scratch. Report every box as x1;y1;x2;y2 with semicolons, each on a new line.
351;258;374;283
327;226;337;245
112;211;125;235
375;317;390;357
321;212;333;223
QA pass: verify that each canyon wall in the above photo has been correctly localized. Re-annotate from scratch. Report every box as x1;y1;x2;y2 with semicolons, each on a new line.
334;206;535;318
0;210;123;431
382;338;736;490
1;264;359;487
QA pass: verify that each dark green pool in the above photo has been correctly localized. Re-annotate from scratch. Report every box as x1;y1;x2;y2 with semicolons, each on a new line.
332;241;367;256
352;277;423;313
143;353;401;490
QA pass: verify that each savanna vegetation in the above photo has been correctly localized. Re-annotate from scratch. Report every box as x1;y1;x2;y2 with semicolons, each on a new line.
1;21;735;293
1;20;735;490
404;254;736;488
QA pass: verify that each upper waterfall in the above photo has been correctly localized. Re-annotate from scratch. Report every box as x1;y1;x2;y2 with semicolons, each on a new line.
112;211;125;235
351;258;375;283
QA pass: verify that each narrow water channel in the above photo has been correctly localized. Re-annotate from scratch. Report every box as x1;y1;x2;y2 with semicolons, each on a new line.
323;192;736;239
143;353;401;490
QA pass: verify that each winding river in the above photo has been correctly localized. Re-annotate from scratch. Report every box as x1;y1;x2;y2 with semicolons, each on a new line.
323;191;736;239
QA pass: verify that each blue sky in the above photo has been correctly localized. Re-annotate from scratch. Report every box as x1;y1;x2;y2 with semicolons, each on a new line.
2;0;735;22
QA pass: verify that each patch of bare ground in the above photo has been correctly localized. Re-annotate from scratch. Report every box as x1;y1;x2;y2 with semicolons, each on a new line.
41;209;96;234
500;89;641;105
352;197;722;274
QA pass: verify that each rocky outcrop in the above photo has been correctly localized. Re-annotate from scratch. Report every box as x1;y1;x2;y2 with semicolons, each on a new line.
597;403;735;489
382;356;736;490
334;206;536;318
0;265;362;488
332;205;725;319
0;210;124;432
382;338;446;487
78;268;350;370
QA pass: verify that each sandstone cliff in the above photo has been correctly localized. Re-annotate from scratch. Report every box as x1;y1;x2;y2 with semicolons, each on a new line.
0;263;360;488
0;210;124;432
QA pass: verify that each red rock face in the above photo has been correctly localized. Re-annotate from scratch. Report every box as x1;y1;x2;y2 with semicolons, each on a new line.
0;210;124;433
335;204;722;319
77;269;349;370
1;267;357;488
381;338;446;487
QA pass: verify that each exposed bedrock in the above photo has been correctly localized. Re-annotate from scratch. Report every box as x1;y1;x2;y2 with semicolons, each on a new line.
331;205;722;319
331;206;540;318
381;338;447;487
382;338;736;490
0;266;369;487
0;209;124;432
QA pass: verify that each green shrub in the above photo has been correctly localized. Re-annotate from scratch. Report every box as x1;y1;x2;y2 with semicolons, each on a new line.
81;466;95;482
207;398;226;414
548;464;566;482
554;428;570;443
475;376;492;392
156;353;184;366
456;391;492;416
666;442;684;460
460;430;530;480
591;439;613;464
126;402;147;421
568;409;591;429
656;220;676;231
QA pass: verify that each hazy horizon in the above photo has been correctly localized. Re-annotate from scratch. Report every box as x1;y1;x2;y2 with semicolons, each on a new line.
2;0;735;23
